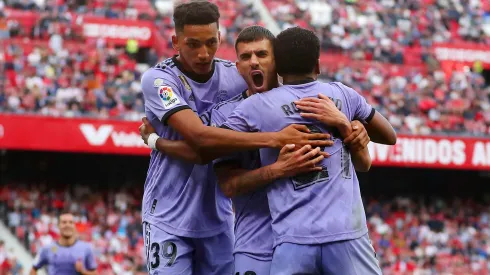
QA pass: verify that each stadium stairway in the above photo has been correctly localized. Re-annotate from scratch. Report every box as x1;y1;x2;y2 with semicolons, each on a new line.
0;221;44;275
253;0;281;35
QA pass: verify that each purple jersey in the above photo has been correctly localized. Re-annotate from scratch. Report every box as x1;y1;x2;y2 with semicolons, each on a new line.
141;56;247;238
32;240;97;275
211;91;274;261
223;81;375;247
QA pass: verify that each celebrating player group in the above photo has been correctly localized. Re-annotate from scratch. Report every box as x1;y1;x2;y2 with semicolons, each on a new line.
139;1;397;275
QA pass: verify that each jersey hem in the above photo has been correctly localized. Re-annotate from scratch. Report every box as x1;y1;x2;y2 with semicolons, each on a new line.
142;215;233;238
273;227;368;248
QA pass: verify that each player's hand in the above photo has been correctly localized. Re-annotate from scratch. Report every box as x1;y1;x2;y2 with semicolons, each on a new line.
343;121;370;152
272;144;329;178
294;94;350;130
75;259;84;272
276;124;333;148
139;117;156;145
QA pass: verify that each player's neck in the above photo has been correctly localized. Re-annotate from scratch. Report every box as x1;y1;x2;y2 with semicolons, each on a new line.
281;74;317;85
174;55;214;83
58;236;77;247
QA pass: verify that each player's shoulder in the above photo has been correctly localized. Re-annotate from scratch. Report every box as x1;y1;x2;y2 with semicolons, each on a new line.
141;58;179;86
75;240;92;247
327;81;355;93
212;89;247;112
214;58;236;69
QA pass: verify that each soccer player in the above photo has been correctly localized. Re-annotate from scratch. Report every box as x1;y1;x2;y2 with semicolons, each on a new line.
140;2;331;275
221;27;392;274
30;212;97;275
140;25;393;274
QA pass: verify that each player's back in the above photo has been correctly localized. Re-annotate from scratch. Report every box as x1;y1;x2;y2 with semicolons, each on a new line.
33;240;96;275
210;92;273;260
141;57;247;238
224;80;374;247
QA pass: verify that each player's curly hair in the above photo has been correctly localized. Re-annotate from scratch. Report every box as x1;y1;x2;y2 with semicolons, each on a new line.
234;25;275;52
173;1;220;33
274;27;320;76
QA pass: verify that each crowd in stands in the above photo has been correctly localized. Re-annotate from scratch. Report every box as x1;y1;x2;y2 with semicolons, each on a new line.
0;240;24;275
366;196;490;274
0;184;146;275
320;63;490;136
0;0;489;132
266;0;489;60
1;183;490;274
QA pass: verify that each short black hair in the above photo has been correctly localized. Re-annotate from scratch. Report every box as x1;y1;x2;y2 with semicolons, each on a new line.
274;27;320;76
173;1;220;33
234;25;275;52
58;211;73;222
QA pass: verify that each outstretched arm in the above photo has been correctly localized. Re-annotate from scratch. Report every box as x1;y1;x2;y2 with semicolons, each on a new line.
215;144;328;197
166;109;332;155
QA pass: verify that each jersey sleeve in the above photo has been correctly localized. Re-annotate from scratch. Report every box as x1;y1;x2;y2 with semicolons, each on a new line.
337;82;375;123
209;108;228;128
209;108;240;166
221;96;261;132
32;246;48;270
85;245;97;271
141;69;191;125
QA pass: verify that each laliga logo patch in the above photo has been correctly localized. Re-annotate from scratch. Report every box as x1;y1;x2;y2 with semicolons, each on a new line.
158;86;180;109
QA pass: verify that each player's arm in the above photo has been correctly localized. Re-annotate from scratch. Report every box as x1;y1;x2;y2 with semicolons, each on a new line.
139;117;206;163
141;73;331;156
167;109;330;155
294;96;371;171
216;144;327;197
30;247;48;274
358;111;396;145
75;246;97;275
295;92;396;147
346;122;372;172
335;85;397;145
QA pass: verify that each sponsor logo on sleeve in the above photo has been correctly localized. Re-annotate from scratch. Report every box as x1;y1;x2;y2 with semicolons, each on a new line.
153;78;164;88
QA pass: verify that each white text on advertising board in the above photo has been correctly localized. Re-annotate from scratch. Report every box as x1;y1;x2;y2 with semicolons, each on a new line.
83;23;151;41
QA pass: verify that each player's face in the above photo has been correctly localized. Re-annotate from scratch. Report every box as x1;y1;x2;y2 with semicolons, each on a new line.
172;23;221;75
58;214;76;238
236;39;276;94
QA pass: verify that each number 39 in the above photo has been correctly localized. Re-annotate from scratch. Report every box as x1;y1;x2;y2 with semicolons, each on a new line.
149;241;177;269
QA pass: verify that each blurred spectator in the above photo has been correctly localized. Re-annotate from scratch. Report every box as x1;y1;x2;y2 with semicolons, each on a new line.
320;63;490;136
1;0;489;133
0;184;145;275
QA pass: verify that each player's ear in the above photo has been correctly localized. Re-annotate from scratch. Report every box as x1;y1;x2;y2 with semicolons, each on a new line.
315;60;320;75
171;35;179;52
236;60;245;76
218;31;222;46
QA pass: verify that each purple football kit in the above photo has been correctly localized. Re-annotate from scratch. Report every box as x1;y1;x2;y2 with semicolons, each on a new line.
141;56;247;275
223;80;382;275
32;240;97;275
210;91;273;275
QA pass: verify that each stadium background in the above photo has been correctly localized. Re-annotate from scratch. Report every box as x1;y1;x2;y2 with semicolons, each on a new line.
0;0;490;274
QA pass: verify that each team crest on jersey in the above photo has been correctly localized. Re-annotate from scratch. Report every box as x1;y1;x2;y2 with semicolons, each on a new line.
216;90;228;102
51;246;58;254
153;78;164;88
158;86;181;109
